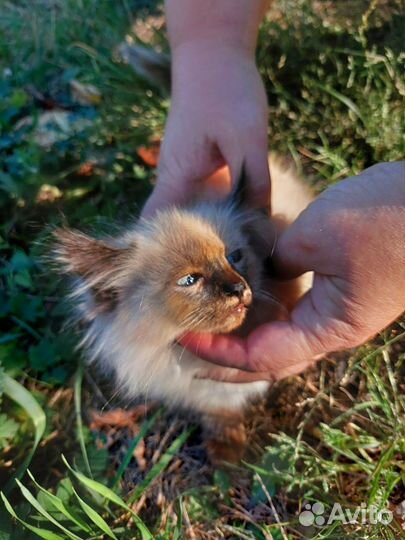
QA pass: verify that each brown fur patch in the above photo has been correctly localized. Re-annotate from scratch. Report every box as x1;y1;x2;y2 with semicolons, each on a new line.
52;151;314;466
203;409;248;465
53;228;127;277
131;212;254;333
53;228;134;311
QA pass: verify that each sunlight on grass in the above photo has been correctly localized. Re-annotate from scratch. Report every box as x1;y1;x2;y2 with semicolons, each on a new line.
0;0;404;538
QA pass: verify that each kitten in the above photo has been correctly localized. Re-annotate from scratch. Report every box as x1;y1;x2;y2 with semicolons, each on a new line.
54;155;313;462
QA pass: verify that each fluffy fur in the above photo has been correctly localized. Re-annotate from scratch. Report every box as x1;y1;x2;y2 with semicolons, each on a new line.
54;155;313;416
54;45;315;462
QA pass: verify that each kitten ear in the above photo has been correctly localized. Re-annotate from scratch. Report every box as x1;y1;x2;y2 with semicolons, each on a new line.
228;163;249;209
227;163;270;214
53;228;131;310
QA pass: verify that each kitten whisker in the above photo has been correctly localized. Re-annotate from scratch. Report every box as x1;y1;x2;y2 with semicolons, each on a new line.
141;348;166;401
255;289;289;316
100;387;121;412
180;309;210;331
269;227;278;259
52;152;313;426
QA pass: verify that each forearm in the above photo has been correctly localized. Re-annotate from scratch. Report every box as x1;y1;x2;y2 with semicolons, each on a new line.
165;0;269;56
144;0;271;217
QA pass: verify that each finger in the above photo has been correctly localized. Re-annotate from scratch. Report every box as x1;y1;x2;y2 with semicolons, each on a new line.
178;331;251;369
142;141;226;217
271;217;317;279
203;165;232;199
180;321;322;379
194;366;272;383
141;177;197;218
272;191;348;280
180;282;355;378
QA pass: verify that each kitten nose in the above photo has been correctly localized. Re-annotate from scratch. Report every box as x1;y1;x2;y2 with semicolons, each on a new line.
222;281;252;305
222;281;244;297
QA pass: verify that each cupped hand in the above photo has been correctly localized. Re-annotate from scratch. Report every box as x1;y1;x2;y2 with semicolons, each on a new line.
142;42;270;216
182;162;405;381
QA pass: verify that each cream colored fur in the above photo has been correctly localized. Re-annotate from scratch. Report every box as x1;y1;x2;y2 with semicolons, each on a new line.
63;156;313;414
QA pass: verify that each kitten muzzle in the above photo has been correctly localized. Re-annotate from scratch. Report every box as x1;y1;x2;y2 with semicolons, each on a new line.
222;280;251;305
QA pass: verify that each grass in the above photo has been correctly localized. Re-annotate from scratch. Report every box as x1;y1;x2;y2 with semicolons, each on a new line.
0;0;404;538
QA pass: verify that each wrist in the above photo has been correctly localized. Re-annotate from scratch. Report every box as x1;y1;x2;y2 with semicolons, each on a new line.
166;0;267;56
171;41;258;96
172;38;255;67
171;36;256;63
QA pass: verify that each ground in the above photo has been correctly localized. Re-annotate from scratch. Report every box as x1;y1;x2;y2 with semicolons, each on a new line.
0;0;404;539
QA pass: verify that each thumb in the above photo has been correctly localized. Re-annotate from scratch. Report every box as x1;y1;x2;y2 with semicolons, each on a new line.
179;319;322;380
272;212;320;280
180;280;356;379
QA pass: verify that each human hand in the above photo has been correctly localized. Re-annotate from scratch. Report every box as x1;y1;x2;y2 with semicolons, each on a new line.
182;162;405;381
142;42;270;216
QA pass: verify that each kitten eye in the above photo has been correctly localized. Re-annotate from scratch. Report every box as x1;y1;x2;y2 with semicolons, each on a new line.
227;249;243;266
176;273;202;287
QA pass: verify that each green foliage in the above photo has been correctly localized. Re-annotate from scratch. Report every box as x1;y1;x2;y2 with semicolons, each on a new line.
0;436;198;540
127;426;195;504
1;372;46;493
249;331;405;538
1;461;154;540
0;414;19;450
0;0;404;538
111;407;163;490
257;0;405;183
1;355;191;539
0;241;75;382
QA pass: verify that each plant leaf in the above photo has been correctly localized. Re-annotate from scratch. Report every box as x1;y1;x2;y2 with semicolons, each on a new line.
111;407;162;489
128;427;194;504
74;362;92;477
27;470;94;534
62;455;153;539
0;413;19;446
71;487;118;540
1;493;64;540
2;374;46;493
16;480;84;540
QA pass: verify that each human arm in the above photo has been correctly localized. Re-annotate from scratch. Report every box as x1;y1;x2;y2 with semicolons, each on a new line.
180;162;405;380
142;0;271;216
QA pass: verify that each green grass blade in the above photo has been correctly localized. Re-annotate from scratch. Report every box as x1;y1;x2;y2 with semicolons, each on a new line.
111;407;163;490
27;470;94;534
310;80;365;124
71;42;137;82
71;487;118;540
368;445;398;504
128;427;194;504
15;480;84;540
329;400;380;427
62;455;153;539
74;361;92;478
63;454;129;506
1;493;64;540
2;373;46;493
0;333;21;345
10;315;42;340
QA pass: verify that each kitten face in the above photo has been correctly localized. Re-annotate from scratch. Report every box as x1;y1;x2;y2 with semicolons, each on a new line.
53;160;282;344
128;210;254;334
54;206;266;337
52;155;314;419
